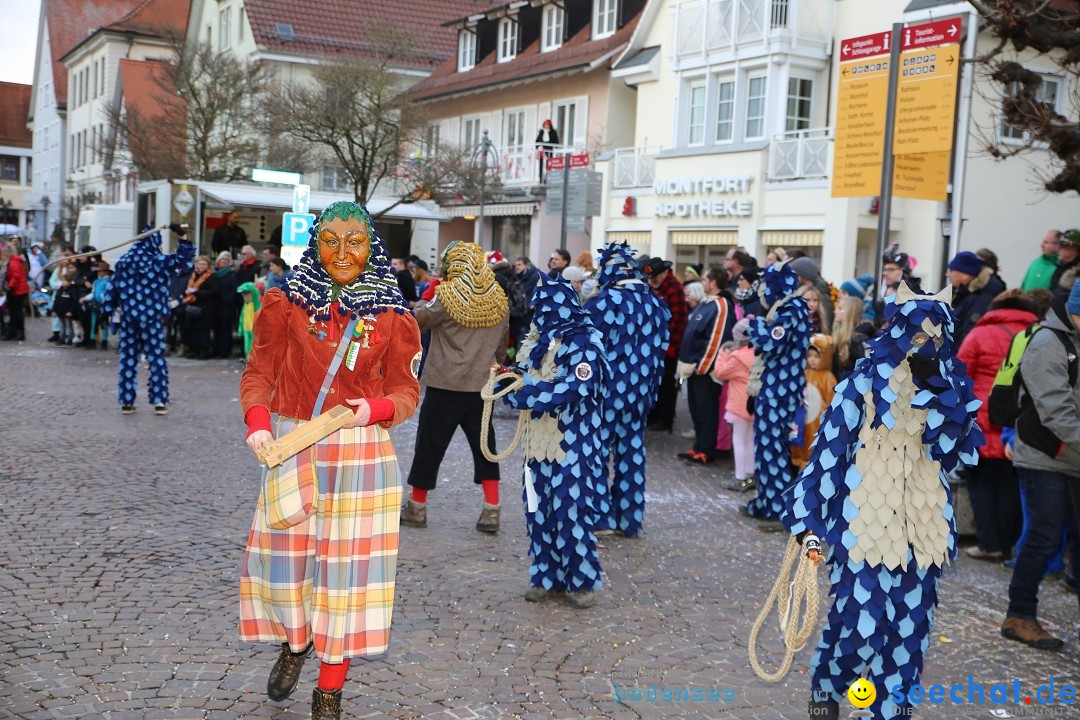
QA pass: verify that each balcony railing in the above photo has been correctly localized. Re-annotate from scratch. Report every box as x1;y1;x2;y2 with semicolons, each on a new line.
767;127;831;181
612;146;660;189
674;0;831;57
501;146;589;186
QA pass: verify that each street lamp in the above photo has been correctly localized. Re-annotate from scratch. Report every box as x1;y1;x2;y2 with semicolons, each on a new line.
938;214;952;241
470;130;499;247
40;195;51;246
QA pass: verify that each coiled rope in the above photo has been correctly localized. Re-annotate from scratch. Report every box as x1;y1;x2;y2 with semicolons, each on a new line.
479;366;527;462
748;534;824;682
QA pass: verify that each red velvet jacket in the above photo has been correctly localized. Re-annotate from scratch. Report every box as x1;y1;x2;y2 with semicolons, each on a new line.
241;289;421;433
956;307;1039;460
5;254;29;295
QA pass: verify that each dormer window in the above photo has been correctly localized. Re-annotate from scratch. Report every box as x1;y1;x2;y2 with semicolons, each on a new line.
458;29;476;71
542;5;564;52
497;17;518;62
593;0;617;39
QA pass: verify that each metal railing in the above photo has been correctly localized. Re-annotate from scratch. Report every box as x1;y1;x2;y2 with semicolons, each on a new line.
612;146;660;188
767;127;831;181
674;0;830;56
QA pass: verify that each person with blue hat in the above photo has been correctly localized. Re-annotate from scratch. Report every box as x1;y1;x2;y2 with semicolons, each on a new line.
948;249;1005;346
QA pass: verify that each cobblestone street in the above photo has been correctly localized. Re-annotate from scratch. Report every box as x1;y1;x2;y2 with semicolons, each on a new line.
1;317;1077;720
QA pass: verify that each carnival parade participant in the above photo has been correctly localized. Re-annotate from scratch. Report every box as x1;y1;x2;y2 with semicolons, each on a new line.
744;261;811;521
584;241;669;536
502;275;609;608
240;201;422;720
102;224;194;415
786;283;982;720
400;240;509;533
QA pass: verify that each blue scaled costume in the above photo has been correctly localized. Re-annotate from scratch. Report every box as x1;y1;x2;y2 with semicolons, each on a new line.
502;276;609;594
785;285;983;719
102;229;194;409
584;241;670;537
745;262;810;520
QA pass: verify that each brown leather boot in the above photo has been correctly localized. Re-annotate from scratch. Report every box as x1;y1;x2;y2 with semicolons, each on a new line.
1001;616;1064;650
400;500;427;528
311;688;342;720
267;642;312;701
476;504;500;534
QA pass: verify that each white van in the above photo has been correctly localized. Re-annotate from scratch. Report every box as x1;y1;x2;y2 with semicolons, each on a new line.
75;203;135;266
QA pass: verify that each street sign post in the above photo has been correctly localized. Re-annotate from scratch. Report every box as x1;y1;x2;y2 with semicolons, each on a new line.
893;150;950;202
831;31;892;197
281;211;315;268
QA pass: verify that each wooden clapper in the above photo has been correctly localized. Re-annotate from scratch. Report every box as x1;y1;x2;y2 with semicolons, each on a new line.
255;406;355;467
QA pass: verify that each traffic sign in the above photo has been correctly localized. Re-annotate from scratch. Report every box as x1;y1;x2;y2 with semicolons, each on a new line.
280;212;315;268
831;42;891;197
893;150;950;202
901;18;961;50
546;152;590;171
893;42;960;154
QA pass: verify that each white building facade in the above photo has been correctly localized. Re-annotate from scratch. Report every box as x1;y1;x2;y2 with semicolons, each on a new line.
593;0;1078;289
28;15;64;242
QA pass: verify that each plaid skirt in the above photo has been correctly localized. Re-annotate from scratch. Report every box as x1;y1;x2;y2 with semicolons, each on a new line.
240;416;403;663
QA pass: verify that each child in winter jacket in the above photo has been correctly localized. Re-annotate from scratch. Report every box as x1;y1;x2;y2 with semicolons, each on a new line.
52;271;80;346
791;334;837;469
712;319;756;491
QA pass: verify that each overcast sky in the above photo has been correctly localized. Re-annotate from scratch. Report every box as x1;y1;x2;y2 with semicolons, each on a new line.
0;0;43;86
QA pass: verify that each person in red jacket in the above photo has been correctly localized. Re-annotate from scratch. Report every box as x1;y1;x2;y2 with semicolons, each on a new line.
956;289;1041;561
241;201;421;720
2;242;30;341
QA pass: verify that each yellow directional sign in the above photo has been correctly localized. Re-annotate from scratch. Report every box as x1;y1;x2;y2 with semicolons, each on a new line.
893;43;960;154
831;46;891;198
893;150;950;201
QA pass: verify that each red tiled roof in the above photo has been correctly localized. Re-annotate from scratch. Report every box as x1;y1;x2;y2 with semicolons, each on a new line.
243;0;483;69
43;0;144;106
406;11;640;102
118;58;184;166
105;0;191;39
0;82;33;148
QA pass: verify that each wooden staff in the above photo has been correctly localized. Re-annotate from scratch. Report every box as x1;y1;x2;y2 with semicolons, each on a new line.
41;223;189;271
256;406;355;468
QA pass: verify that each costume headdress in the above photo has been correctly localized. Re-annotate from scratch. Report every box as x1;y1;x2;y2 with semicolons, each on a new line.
435;240;508;328
237;281;262;311
283;201;407;320
760;260;800;309
595;241;644;287
523;275;593;367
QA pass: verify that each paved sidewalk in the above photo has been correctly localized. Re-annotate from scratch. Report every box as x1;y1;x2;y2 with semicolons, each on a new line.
0;317;1077;720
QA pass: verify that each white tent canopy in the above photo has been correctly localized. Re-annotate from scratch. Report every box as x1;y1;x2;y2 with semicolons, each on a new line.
194;181;447;223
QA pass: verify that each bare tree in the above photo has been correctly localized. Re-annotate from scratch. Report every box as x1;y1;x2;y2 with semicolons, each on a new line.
398;140;505;206
266;24;429;210
106;40;270;183
968;0;1080;194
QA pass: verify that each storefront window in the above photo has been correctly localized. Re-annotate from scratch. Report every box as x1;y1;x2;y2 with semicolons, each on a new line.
491;216;530;261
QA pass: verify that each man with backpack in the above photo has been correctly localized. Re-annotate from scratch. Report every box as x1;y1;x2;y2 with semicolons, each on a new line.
999;280;1080;650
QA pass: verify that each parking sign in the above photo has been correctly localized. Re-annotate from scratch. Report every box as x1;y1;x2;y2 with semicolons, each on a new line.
281;211;315;267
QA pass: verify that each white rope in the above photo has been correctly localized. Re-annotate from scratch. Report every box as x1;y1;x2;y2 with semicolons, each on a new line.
748;534;824;682
479;366;527;463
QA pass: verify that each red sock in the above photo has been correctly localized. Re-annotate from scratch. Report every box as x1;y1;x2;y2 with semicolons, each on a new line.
482;479;499;506
317;659;350;691
411;488;428;504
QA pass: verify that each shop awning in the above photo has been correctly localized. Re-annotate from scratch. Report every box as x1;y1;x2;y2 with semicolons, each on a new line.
441;202;538;218
195;181;448;222
605;230;652;248
759;229;824;247
670;230;739;246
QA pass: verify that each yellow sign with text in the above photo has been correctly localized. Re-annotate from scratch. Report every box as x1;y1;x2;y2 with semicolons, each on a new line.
831;58;891;197
893;43;960;155
893;150;950;201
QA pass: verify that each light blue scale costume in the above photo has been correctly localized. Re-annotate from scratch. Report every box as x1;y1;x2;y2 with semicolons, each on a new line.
102;230;194;408
584;242;670;536
502;276;609;593
784;287;983;718
745;262;811;520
